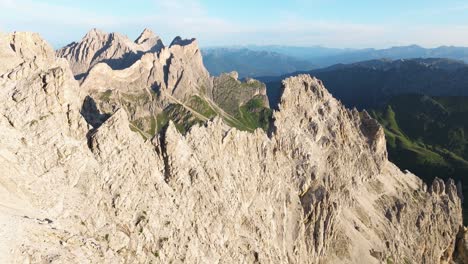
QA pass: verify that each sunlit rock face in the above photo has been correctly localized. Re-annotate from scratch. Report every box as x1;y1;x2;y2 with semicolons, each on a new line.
0;31;463;264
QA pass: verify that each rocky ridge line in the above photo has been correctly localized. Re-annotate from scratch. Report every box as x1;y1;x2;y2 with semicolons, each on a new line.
61;29;270;136
0;31;465;263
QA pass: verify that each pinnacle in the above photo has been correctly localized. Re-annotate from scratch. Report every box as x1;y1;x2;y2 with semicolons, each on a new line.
84;28;107;39
169;36;196;47
135;28;158;44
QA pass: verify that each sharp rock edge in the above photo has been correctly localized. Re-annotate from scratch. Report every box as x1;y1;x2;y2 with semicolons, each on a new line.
0;31;465;264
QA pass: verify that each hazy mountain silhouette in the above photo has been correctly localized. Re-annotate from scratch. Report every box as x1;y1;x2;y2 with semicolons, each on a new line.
204;45;468;78
259;58;468;109
201;48;316;78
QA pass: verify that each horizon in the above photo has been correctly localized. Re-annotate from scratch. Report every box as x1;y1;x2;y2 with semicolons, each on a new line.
2;0;468;49
46;27;468;50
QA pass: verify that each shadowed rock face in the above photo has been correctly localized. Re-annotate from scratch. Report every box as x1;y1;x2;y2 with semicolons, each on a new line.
0;31;464;263
170;36;197;47
135;28;165;52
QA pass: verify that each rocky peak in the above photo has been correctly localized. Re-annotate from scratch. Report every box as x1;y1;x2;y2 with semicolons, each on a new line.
83;28;107;40
0;32;55;73
57;28;165;79
169;36;197;47
4;31;464;264
135;28;157;44
135;28;164;53
228;71;239;80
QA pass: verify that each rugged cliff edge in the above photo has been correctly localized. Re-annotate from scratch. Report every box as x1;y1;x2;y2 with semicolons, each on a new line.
60;29;271;136
0;31;466;263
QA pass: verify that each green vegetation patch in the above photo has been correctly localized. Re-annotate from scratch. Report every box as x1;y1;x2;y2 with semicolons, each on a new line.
99;89;113;102
235;95;273;132
371;94;468;223
122;92;152;105
129;122;149;141
155;94;272;134
213;74;266;116
187;95;217;119
157;103;206;134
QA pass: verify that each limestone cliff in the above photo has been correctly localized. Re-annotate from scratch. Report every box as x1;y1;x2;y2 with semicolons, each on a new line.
0;31;465;264
60;29;270;136
56;28;164;79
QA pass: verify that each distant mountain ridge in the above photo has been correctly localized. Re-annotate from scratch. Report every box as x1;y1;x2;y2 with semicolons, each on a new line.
320;58;468;72
312;46;468;68
201;47;316;78
203;44;468;78
260;58;468;109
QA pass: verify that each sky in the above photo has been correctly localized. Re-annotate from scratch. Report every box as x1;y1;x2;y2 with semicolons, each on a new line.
2;0;468;49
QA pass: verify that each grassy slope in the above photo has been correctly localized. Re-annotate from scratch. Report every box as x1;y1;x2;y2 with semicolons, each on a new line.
155;95;272;134
94;77;272;136
371;95;468;221
236;96;273;132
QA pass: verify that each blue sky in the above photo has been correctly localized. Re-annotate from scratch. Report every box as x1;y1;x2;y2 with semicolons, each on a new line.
1;0;468;48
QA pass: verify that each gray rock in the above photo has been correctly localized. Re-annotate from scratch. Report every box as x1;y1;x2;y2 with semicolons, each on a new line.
56;28;165;79
0;31;464;264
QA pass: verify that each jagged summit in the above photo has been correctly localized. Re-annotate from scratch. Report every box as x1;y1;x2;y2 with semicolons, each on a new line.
56;28;166;79
1;31;467;263
77;28;269;135
170;36;197;47
135;28;164;52
135;28;157;44
0;31;56;73
83;28;107;39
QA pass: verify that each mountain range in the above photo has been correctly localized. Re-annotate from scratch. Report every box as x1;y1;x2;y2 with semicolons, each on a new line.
203;45;468;78
260;58;468;109
0;29;466;263
202;48;316;78
57;28;272;136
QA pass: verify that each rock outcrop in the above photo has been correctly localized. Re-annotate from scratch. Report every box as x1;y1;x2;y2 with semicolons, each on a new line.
56;28;164;79
0;31;464;264
455;227;468;263
60;29;270;136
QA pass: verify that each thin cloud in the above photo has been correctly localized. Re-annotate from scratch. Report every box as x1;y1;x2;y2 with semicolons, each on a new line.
2;0;468;48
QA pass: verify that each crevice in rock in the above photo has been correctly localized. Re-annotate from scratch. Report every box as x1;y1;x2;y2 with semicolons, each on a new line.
266;113;277;139
151;83;161;97
163;55;173;89
158;125;172;182
74;73;86;81
3;114;15;127
171;69;185;95
86;128;97;152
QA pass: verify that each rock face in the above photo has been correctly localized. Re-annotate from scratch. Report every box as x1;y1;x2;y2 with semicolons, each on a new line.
455;227;468;263
0;31;464;264
60;29;270;136
56;28;164;79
